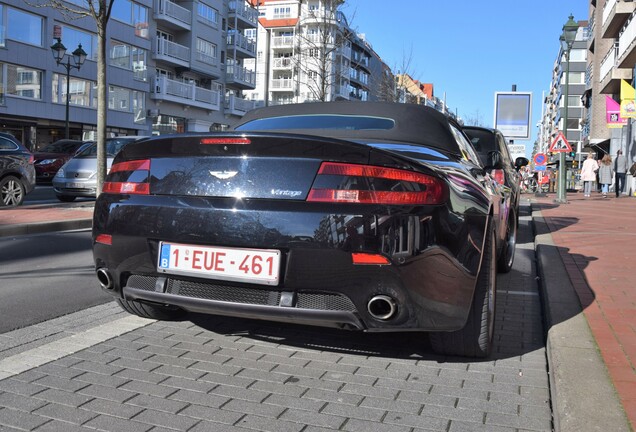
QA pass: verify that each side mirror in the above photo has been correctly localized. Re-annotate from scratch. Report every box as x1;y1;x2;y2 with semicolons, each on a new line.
514;156;529;169
485;150;504;170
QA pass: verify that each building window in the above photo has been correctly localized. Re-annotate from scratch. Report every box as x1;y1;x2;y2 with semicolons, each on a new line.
5;64;41;99
133;90;145;124
109;86;131;112
196;38;217;65
6;7;43;46
59;24;96;61
112;0;149;38
309;48;320;58
197;3;219;27
52;73;93;107
110;41;147;81
273;7;291;19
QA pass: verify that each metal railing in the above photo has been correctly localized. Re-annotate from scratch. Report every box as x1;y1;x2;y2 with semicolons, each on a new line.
155;0;191;25
155;38;190;63
227;32;256;55
226;64;256;86
618;12;636;59
153;75;220;109
600;42;619;80
228;0;258;26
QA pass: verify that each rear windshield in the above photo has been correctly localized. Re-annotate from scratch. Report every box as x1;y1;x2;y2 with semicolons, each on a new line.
76;138;136;158
235;114;395;131
463;129;497;164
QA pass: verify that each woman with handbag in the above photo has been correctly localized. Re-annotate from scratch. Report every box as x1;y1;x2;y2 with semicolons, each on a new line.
580;153;599;197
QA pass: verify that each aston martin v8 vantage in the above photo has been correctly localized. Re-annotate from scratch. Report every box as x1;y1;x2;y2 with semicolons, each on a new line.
92;102;509;357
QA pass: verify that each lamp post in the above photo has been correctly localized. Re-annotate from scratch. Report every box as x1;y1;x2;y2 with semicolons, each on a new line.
555;14;578;203
50;38;87;139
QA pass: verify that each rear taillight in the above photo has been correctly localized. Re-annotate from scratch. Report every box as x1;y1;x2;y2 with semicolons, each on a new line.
95;234;113;245
491;169;505;185
103;159;150;195
307;162;446;205
28;154;34;164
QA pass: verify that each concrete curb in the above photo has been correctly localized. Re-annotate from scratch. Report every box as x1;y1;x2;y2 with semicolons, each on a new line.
532;205;631;432
0;219;92;237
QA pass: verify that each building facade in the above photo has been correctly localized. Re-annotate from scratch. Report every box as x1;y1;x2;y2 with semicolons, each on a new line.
0;0;258;149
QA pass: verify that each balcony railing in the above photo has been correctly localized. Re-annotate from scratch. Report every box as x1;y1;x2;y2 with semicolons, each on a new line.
603;0;618;26
152;75;220;110
618;13;636;59
225;94;256;116
272;36;295;48
227;32;256;56
271;78;294;90
155;0;191;28
272;57;293;69
154;38;190;66
226;64;256;88
600;43;619;81
228;0;258;27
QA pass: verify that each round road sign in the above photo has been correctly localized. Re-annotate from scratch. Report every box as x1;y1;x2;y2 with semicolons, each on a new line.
534;153;547;165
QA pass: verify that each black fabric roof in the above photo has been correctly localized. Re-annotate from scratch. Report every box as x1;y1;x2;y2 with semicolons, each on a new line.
233;102;461;155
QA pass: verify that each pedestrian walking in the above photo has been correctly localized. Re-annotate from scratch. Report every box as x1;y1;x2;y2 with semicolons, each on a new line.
614;149;628;197
598;154;614;198
580;152;599;197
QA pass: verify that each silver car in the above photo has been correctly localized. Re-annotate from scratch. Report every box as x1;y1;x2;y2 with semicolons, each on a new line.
53;136;147;202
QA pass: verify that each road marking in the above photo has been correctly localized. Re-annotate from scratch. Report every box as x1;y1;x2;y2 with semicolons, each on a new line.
0;315;155;380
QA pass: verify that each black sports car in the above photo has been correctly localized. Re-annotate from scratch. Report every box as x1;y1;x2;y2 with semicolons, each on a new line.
92;102;509;357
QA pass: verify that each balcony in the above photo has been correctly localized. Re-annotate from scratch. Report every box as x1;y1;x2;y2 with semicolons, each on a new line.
617;13;636;68
272;57;293;69
225;94;256;116
226;32;256;59
271;78;294;91
194;51;221;79
151;75;220;111
599;44;631;94
228;0;258;29
272;36;295;49
602;0;636;38
153;38;190;68
154;0;191;31
588;14;596;53
226;64;256;89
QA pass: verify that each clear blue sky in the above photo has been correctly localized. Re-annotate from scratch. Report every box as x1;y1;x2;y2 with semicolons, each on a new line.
343;0;589;154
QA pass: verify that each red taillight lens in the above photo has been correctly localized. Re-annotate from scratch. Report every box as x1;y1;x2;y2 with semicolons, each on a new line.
104;159;150;195
95;234;112;245
200;138;251;145
28;154;35;164
307;162;446;205
491;169;505;185
351;253;390;265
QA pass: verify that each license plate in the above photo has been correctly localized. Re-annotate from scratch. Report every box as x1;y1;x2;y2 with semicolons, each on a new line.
66;182;84;188
158;242;281;286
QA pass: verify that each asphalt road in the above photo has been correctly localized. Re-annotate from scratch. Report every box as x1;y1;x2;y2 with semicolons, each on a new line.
0;230;111;333
25;185;95;205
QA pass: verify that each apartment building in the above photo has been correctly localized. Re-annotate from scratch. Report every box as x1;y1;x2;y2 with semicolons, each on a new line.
0;0;257;149
585;0;636;163
541;21;589;159
243;0;386;106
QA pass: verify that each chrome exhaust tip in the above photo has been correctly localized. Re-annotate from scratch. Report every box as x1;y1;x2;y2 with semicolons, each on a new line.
367;295;397;320
96;268;113;290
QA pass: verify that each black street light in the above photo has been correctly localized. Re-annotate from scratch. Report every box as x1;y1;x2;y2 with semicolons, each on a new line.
555;14;578;204
51;38;87;139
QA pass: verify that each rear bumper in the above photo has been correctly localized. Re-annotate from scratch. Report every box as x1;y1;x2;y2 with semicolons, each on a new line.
93;194;490;332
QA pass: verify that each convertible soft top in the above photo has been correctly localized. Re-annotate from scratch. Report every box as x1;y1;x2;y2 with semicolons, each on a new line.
233;101;462;155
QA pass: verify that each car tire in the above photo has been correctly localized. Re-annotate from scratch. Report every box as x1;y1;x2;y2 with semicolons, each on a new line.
114;298;185;320
497;209;517;273
56;194;76;202
0;176;26;208
430;222;496;358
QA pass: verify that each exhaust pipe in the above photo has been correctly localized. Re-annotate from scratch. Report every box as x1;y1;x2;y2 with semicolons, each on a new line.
367;295;397;320
96;268;113;290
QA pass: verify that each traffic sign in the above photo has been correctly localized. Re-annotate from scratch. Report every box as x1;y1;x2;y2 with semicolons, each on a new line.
549;132;572;153
533;152;547;165
534;165;546;171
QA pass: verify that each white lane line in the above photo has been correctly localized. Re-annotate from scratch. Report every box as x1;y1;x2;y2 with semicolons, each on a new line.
0;315;155;380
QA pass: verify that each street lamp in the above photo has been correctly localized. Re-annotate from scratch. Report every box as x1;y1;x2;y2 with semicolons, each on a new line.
50;38;87;139
555;14;578;203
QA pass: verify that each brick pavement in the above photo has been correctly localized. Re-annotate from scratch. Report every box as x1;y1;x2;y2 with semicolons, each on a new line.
0;203;554;431
532;191;636;431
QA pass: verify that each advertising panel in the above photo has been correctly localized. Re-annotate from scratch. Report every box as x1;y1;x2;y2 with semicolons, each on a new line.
494;92;532;139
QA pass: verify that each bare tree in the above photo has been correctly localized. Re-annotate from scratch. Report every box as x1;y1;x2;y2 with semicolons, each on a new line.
374;46;418;103
463;109;487;127
27;0;114;196
293;0;348;102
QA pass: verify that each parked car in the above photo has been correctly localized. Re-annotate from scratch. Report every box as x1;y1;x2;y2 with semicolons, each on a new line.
52;136;147;202
33;139;90;183
462;126;529;273
92;102;509;358
0;132;36;208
